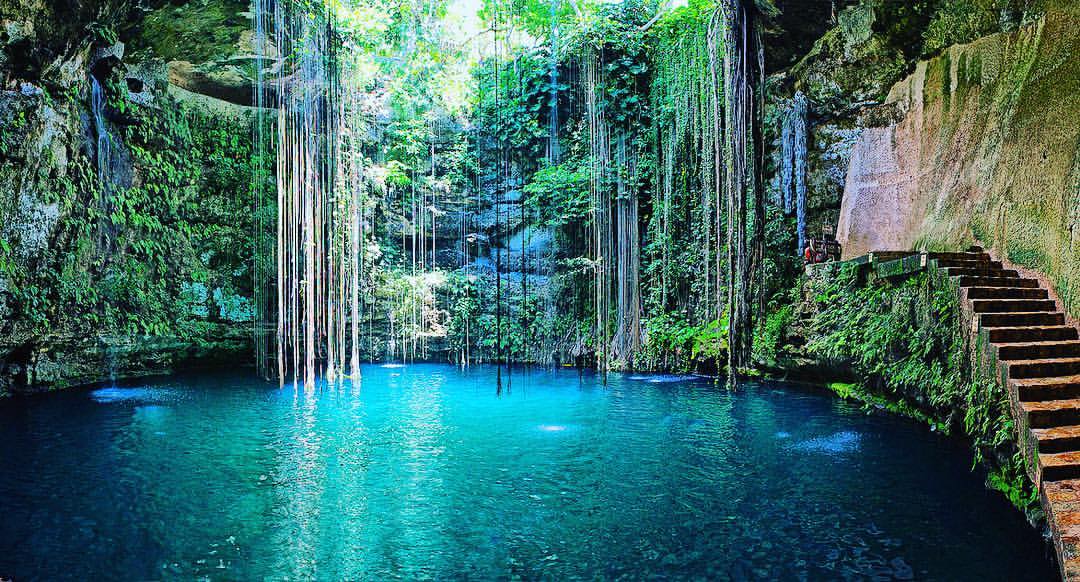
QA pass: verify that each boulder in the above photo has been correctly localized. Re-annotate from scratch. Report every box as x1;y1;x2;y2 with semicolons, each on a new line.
167;60;253;106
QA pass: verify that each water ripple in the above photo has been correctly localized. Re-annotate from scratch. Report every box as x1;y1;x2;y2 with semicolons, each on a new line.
0;365;1055;580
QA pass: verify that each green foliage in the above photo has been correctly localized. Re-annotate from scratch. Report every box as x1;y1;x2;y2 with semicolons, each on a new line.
87;22;118;46
383;159;412;188
444;271;480;358
133;0;250;62
441;267;552;364
803;265;1038;515
641;311;727;372
98;97;256;335
1007;243;1047;269
479;0;579;39
474;47;560;169
760;206;803;304
807;267;963;406
754;303;793;366
1;76;259;341
457;0;794;371
524;163;590;226
922;0;1015;56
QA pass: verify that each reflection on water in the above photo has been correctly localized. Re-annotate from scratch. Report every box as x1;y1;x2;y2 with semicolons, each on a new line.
89;386;181;403
628;374;702;383
0;365;1057;580
790;430;862;454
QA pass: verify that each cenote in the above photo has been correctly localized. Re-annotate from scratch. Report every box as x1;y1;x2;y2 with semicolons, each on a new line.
0;365;1057;580
3;0;1080;577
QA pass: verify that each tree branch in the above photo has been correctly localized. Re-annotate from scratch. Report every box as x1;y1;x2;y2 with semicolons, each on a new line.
566;0;584;20
639;0;673;32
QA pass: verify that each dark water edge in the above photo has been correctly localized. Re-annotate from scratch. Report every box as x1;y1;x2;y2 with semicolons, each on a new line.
0;364;1059;581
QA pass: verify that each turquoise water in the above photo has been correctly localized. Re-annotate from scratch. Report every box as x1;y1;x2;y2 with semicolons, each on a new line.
0;364;1056;580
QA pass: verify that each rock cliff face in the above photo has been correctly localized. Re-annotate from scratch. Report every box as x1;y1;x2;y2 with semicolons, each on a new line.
837;5;1080;316
0;0;259;395
770;0;1057;249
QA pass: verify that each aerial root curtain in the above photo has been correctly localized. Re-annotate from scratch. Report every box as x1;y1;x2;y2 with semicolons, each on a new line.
776;91;808;254
252;0;368;386
721;0;765;384
581;48;645;373
578;0;764;377
248;0;765;382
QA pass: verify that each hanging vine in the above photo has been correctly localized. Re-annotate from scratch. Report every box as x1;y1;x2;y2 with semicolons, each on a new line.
253;0;369;386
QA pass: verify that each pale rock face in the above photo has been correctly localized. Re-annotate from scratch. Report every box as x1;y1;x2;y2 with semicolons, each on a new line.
0;91;74;264
167;59;253;105
837;56;930;259
13;192;60;259
837;124;919;257
92;41;124;68
836;7;1080;321
815;125;861;200
55;50;88;89
124;61;166;107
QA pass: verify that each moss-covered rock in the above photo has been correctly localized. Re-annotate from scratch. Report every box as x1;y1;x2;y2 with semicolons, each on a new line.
127;0;250;63
837;5;1080;318
767;0;1061;254
125;0;259;105
0;0;264;394
789;262;1040;518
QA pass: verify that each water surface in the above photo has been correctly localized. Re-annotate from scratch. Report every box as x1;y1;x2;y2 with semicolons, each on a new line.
0;365;1056;580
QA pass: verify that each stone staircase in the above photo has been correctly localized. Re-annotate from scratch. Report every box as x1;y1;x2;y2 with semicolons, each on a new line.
839;246;1080;577
928;246;1080;580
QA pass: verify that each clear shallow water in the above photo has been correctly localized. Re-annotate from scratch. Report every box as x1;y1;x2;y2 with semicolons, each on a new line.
0;364;1056;580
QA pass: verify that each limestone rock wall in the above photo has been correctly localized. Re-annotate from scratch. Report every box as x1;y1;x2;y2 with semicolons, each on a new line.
0;0;260;395
767;0;1058;254
837;6;1080;316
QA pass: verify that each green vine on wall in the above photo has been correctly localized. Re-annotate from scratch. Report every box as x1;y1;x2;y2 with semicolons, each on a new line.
799;264;1039;517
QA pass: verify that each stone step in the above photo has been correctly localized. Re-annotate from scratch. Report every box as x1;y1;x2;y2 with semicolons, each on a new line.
945;246;1080;576
1039;451;1080;482
947;267;1020;278
1008;357;1080;380
988;325;1080;343
971;299;1057;313
929;251;991;262
966;287;1049;300
1014;375;1080;402
1033;425;1080;453
996;341;1080;361
934;258;1001;269
956;276;1040;288
980;312;1066;327
1022;398;1080;428
869;251;916;262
